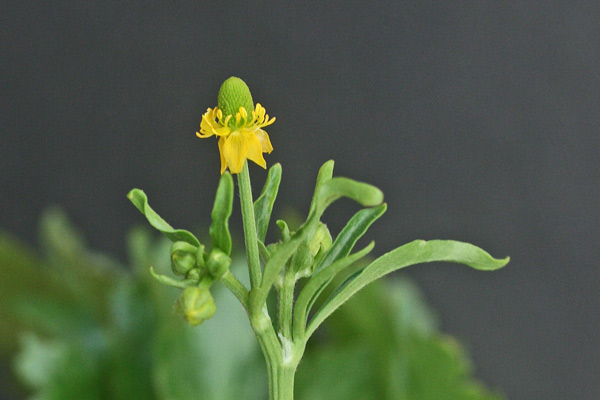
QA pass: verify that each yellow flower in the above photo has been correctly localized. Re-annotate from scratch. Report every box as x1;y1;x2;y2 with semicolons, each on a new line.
196;77;275;174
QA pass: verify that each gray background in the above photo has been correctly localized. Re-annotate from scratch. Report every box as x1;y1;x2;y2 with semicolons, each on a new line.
1;1;599;399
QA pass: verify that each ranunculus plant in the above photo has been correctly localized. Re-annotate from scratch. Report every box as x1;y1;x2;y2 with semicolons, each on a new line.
128;77;509;400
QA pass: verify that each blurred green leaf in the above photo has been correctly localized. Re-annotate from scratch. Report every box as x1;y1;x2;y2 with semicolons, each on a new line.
0;232;58;352
38;207;120;323
152;268;264;400
105;279;157;400
0;224;104;353
298;279;503;400
14;333;104;400
2;210;504;400
297;345;381;400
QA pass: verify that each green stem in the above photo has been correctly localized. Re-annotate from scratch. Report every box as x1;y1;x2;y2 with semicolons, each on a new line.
238;161;298;399
251;312;292;400
269;363;296;400
238;162;262;289
221;271;249;311
278;270;296;340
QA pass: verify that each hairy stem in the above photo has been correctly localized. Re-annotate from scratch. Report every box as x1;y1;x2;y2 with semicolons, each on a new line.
278;270;296;340
221;271;249;311
238;162;262;289
238;161;299;400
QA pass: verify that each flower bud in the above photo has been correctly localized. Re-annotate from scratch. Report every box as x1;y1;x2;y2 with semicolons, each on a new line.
186;268;202;282
309;223;333;256
217;77;254;123
206;248;232;279
176;287;216;326
170;241;199;276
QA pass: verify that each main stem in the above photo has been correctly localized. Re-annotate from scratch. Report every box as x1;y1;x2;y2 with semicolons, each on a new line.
269;362;296;400
238;162;262;289
237;161;297;400
251;312;297;400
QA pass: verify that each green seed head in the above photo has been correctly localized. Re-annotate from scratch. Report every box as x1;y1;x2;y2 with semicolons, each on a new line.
217;77;254;122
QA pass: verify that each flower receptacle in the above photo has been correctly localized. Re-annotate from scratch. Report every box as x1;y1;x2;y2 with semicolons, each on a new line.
218;76;254;124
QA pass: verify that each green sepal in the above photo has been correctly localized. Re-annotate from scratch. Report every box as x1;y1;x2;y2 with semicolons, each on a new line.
306;240;510;337
149;267;198;289
254;163;282;242
127;189;200;247
209;172;234;255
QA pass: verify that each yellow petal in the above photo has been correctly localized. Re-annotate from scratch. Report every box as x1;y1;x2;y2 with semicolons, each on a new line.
218;136;227;174
198;108;231;138
255;129;273;153
244;130;267;169
198;115;215;138
222;131;248;174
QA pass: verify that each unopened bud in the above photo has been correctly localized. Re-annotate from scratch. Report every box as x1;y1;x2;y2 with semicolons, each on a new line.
309;223;332;256
176;287;216;326
186;268;202;282
206;248;232;279
170;241;199;276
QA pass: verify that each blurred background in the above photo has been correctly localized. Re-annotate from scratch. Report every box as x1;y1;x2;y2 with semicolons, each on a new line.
1;1;598;399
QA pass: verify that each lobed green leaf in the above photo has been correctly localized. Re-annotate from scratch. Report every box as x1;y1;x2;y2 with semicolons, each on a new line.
314;177;384;217
127;189;200;247
314;204;387;275
210;173;234;255
254;164;282;242
293;242;375;338
295;204;386;323
307;240;509;337
308;160;335;215
252;235;303;312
